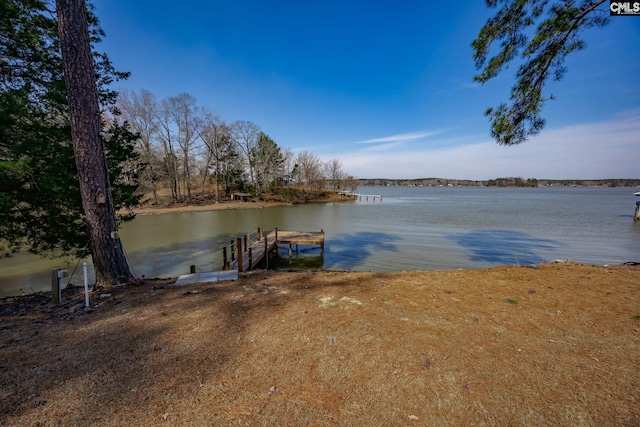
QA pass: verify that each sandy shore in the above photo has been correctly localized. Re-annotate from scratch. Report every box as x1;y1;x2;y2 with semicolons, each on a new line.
129;200;289;216
128;191;355;216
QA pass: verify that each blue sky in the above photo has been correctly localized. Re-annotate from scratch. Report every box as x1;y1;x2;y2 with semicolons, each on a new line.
92;0;640;180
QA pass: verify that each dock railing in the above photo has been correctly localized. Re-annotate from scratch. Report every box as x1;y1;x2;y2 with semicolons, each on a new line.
185;227;325;275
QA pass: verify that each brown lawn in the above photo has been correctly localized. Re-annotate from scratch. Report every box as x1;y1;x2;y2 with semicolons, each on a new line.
1;262;639;426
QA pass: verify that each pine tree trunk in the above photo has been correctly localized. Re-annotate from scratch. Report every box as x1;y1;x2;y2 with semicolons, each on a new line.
56;0;133;286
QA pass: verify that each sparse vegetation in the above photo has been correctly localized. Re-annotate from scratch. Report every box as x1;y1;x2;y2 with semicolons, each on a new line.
1;262;638;426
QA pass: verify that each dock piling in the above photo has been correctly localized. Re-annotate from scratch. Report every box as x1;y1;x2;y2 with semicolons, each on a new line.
225;227;325;271
236;237;243;272
222;247;228;270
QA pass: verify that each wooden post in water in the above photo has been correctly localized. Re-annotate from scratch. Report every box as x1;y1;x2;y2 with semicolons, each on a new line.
222;247;228;270
236;237;243;272
248;247;253;271
265;236;269;269
190;265;196;274
230;240;235;262
258;227;263;239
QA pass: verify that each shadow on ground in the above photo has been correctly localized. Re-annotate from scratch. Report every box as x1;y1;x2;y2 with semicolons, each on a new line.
0;270;390;425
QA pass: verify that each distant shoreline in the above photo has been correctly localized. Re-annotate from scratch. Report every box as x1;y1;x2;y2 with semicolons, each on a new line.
127;191;354;216
357;177;640;188
130;200;288;216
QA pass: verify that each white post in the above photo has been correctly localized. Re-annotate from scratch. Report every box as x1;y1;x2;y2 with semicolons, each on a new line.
83;262;90;308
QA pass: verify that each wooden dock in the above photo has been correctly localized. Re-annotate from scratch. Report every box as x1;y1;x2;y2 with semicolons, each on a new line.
227;228;324;272
173;228;324;286
339;191;382;201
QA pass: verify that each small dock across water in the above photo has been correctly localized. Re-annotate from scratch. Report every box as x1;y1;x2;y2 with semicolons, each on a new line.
339;191;382;201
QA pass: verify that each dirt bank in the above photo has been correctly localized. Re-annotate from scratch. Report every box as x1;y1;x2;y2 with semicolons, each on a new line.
129;189;354;216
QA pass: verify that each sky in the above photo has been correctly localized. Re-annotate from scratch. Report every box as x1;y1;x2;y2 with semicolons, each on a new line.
91;0;640;180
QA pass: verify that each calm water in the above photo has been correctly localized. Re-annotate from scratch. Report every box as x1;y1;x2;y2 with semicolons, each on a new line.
1;186;639;296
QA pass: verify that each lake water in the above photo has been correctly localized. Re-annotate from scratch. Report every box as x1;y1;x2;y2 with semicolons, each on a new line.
1;186;639;296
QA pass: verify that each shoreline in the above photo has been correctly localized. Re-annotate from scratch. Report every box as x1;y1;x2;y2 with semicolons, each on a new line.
129;200;289;216
128;192;354;216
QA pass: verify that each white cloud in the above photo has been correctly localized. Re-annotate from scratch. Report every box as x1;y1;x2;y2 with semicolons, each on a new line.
358;130;444;144
336;111;640;180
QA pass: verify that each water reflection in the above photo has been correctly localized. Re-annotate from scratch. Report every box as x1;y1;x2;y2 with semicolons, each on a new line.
324;232;401;270
2;187;638;296
448;230;563;266
270;250;324;270
126;233;237;278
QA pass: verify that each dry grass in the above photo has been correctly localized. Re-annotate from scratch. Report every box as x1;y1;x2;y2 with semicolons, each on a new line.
1;262;639;426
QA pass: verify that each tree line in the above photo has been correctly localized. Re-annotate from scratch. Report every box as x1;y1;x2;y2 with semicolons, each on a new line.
359;178;640;188
116;90;356;205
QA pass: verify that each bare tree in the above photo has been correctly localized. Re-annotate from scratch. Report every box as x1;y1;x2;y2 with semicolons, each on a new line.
295;150;324;189
118;89;162;203
165;93;202;203
198;112;230;202
324;158;344;190
154;99;180;202
230;120;260;193
344;175;359;193
281;147;296;185
56;0;132;285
